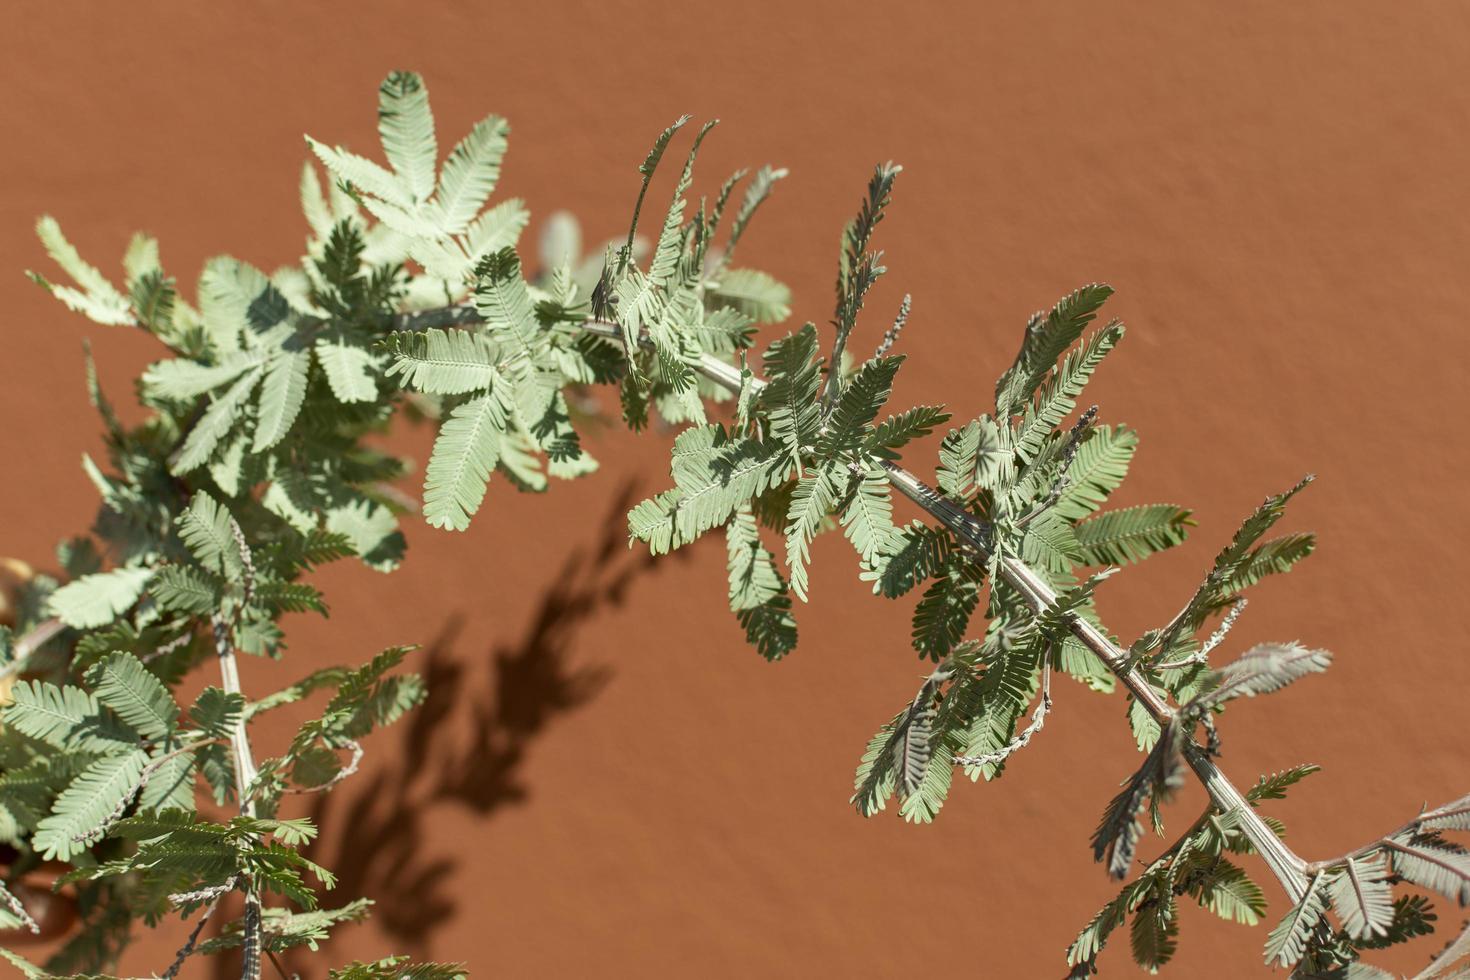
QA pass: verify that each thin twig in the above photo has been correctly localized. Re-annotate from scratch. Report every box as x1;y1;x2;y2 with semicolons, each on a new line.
162;893;224;980
0;878;39;935
170;876;238;909
873;293;911;359
953;659;1053;768
1303;792;1470;874
266;948;296;980
1157;598;1247;671
282;740;363;795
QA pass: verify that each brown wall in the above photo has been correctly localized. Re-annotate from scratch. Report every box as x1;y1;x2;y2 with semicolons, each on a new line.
3;2;1469;976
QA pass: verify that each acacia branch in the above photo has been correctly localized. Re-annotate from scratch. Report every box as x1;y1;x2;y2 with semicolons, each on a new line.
389;302;1315;896
576;316;1311;899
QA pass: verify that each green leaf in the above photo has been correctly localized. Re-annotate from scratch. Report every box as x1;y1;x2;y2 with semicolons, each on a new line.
870;523;951;598
142;353;264;401
1194;860;1267;926
86;652;178;740
33;215;132;326
1035;568;1117;639
384;328;501;394
995;283;1114;418
1246;764;1321;802
1384;836;1470;905
436;115;510;234
172;366;263;474
3;681;134;752
422;390;511;531
305;138;412;211
1014;320;1124;461
838;467;901;568
151;565;224;615
817;355;903;459
661;425;780;545
466;198;530;258
253;348;310;451
1421;792;1470;833
1351;895;1438;951
1092;722;1182;879
851;709;904;817
623;115;690;253
936;417;1006;501
315;336;380;403
1054;424;1138;520
910;564;983;660
325;500;405;573
1264;872;1330;967
626;489;685;556
139;746;196;813
1155;475;1313;658
1210;532;1316;606
474;247;540;351
710;268;791;324
329;956;467;980
761;324;822;470
33;748;149;860
865;405;950;460
175;491;242;577
725;508;797;661
377;71;437;203
130;270;176;333
647;119;715;288
189;687;245;738
1189;641;1332;708
784;466;838;601
47;567;152;629
1074;505;1193;566
254;580;329;615
722;164;787;266
1129;888;1179;971
0;948;44;978
1327;858;1395;940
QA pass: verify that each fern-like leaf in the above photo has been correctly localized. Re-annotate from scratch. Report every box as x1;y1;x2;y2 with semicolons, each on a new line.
1191;641;1332;708
1264;872;1330;967
384;328;501;395
377;71;437;203
253;348;310;452
32;748;149;861
86;652;178;741
1327;858;1395;940
47;567;152;629
422;390;512;531
1074;504;1193;566
435;115;510;235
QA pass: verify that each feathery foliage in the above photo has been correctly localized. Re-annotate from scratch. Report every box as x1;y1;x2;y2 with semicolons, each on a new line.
6;69;1463;980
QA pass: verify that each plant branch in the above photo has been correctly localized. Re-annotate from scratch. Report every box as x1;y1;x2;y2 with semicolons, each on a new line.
576;315;1311;900
389;304;1309;897
210;611;263;980
1303;793;1469;875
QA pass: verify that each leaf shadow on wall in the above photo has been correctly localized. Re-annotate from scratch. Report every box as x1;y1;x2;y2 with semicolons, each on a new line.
278;479;681;968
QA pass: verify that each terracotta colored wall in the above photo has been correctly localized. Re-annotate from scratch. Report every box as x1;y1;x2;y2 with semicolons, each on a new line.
3;3;1469;976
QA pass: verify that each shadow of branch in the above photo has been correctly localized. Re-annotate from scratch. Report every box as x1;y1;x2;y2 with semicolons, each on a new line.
288;478;674;964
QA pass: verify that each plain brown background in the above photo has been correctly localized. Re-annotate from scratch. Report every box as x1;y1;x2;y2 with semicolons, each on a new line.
3;2;1469;977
